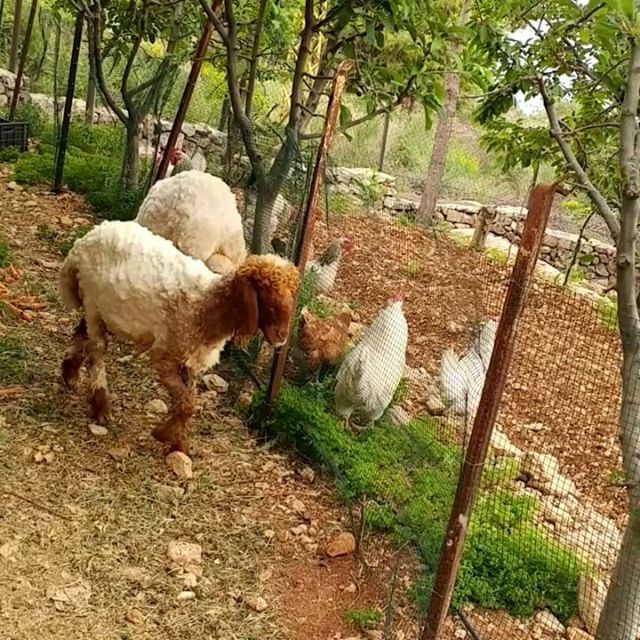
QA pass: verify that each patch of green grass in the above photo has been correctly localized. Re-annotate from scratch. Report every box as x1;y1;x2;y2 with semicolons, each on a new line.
57;225;92;256
394;215;415;227
344;608;382;630
485;247;508;266
36;222;57;244
14;120;146;221
595;296;618;331
327;190;354;215
566;266;586;286
401;259;421;279
0;146;22;162
0;331;37;385
0;236;11;268
253;384;586;621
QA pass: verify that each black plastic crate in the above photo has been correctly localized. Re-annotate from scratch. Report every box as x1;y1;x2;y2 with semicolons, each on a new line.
0;118;28;152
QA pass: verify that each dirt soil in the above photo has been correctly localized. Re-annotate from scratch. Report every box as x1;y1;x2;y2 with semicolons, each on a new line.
0;166;606;640
312;214;625;526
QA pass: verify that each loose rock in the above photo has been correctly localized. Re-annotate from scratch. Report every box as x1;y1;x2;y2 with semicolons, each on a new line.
566;629;594;640
166;540;202;573
245;595;268;612
145;398;168;415
577;574;606;634
534;610;564;634
426;394;446;416
177;590;196;601
166;451;193;480
125;608;144;624
300;466;316;483
326;531;356;558
88;424;109;437
202;373;229;393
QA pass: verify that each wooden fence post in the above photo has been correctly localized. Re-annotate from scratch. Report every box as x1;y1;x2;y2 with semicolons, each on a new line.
264;59;353;409
153;0;222;184
420;182;559;640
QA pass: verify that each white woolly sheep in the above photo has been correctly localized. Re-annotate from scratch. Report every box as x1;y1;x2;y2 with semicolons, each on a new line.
59;220;299;454
135;170;247;275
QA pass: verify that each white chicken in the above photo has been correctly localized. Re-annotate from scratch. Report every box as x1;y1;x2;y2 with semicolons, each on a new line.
305;236;353;294
335;292;408;428
439;319;497;432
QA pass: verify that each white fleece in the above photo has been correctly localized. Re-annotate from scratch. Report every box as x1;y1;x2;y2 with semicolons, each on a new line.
135;170;247;272
59;220;227;373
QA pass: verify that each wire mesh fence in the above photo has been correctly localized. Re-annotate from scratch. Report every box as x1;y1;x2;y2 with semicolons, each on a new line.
0;4;632;635
252;123;628;639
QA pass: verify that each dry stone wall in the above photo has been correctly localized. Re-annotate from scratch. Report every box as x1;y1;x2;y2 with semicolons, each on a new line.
1;68;616;285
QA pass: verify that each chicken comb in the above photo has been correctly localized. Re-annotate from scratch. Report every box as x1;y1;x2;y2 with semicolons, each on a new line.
389;291;405;303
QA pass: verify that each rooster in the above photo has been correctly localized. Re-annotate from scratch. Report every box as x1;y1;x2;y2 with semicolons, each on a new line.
334;292;408;428
155;147;207;180
305;236;353;295
295;307;352;377
439;319;497;438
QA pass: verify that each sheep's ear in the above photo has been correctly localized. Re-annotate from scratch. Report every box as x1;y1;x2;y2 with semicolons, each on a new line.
233;276;259;346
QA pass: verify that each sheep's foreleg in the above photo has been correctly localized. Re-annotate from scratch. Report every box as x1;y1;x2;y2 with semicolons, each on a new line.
61;317;88;390
153;361;194;455
85;317;111;425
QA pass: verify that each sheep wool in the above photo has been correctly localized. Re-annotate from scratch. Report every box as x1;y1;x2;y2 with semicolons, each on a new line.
135;170;247;272
59;220;226;373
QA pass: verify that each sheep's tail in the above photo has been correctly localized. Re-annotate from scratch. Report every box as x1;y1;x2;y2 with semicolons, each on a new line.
58;259;83;310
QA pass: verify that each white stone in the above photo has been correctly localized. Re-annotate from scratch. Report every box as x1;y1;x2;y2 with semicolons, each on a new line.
534;609;565;634
577;574;606;634
490;430;523;459
145;398;168;414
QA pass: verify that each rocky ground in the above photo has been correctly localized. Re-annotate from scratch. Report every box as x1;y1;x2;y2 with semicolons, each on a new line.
0;165;618;640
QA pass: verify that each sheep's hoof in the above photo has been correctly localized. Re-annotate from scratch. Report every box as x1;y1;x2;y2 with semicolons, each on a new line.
90;388;111;425
61;357;83;390
153;419;190;456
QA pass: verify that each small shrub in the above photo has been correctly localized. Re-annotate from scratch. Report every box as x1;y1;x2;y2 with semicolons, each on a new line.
0;146;21;162
327;190;354;215
6;102;46;138
344;608;382;630
0;237;11;268
485;247;508;266
352;174;385;213
394;215;414;227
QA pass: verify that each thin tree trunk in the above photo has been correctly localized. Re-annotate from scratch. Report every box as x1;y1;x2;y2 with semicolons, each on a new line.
378;111;391;172
8;0;23;72
252;187;280;255
218;94;229;131
416;71;460;226
122;124;140;190
596;39;640;640
85;76;96;124
9;0;37;120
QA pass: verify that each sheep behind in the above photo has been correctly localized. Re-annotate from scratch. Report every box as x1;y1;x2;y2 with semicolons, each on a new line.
136;170;247;275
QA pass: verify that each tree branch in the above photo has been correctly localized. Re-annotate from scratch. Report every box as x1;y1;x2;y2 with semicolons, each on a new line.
85;0;128;124
244;0;267;119
198;0;228;45
300;76;415;141
538;76;620;240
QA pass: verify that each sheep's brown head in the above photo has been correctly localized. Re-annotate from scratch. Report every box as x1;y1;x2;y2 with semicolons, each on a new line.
232;254;299;347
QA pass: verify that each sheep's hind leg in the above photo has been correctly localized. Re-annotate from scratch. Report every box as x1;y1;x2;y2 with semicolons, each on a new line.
86;317;111;425
61;317;88;390
152;360;194;455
